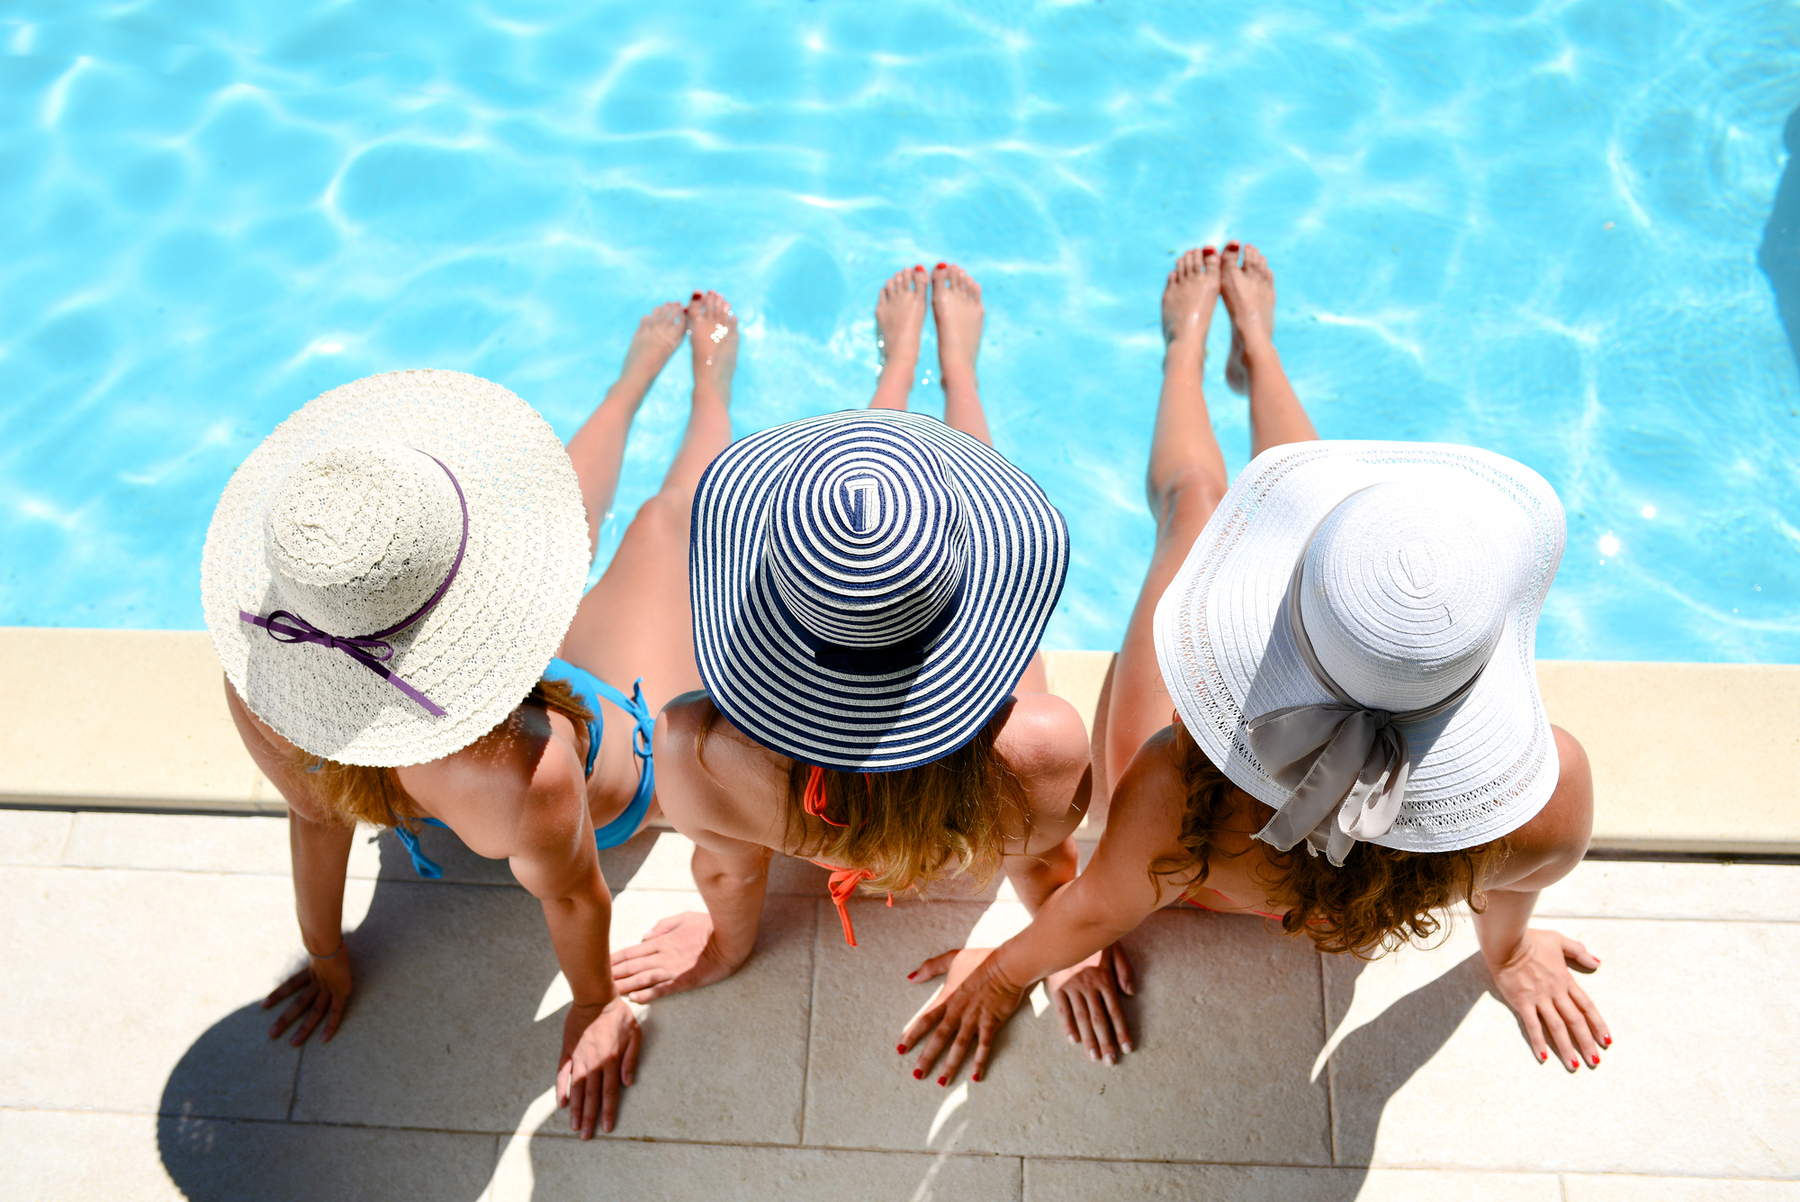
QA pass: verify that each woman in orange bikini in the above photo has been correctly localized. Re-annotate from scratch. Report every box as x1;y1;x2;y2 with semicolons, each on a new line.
900;243;1610;1086
609;265;1125;1042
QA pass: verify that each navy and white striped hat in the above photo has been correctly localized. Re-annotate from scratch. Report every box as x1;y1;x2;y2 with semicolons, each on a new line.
691;409;1069;772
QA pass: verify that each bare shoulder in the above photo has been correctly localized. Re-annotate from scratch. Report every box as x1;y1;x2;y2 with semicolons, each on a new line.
398;705;583;860
1491;725;1594;891
1106;726;1191;841
653;691;784;847
995;693;1090;780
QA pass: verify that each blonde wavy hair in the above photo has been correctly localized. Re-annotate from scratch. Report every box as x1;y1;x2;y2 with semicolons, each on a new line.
281;676;594;829
697;697;1026;896
1153;720;1509;957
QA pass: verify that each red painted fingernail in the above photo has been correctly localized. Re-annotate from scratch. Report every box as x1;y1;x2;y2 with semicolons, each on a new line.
912;1069;923;1080
972;1072;982;1082
1590;1054;1600;1065
937;1076;947;1086
1603;1036;1612;1047
1539;1051;1547;1062
907;971;916;979
896;1044;906;1054
1570;1058;1579;1069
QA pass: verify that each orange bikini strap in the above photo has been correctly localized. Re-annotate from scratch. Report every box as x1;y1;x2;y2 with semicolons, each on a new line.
803;764;847;828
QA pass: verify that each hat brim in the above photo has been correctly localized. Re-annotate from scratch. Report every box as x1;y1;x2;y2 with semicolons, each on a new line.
691;410;1070;772
200;370;591;767
1153;441;1566;853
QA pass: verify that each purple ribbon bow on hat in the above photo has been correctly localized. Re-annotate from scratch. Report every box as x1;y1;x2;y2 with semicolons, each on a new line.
238;453;468;718
1246;556;1487;867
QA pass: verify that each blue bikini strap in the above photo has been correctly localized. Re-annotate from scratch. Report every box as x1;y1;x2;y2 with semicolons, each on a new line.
392;815;448;879
591;676;655;762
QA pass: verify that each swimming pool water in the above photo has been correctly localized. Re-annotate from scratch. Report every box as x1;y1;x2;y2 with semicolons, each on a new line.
2;2;1797;662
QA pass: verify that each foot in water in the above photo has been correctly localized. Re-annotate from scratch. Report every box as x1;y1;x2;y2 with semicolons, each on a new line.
1221;242;1275;396
619;301;689;394
688;290;738;399
872;266;929;409
1162;246;1221;375
931;262;984;389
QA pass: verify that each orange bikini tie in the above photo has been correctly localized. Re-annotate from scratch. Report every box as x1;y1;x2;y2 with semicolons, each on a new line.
804;765;891;947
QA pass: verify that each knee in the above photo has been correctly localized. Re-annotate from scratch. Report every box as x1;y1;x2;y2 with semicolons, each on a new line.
627;493;688;544
1149;468;1226;539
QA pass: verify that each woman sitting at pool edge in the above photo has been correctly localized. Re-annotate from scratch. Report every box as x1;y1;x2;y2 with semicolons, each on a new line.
213;291;740;1138
899;243;1609;1085
609;264;1129;1029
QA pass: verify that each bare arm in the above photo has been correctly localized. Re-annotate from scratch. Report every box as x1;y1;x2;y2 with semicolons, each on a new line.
998;696;1094;913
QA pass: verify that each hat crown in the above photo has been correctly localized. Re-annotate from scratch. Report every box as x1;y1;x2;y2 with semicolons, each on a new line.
767;421;969;649
264;440;463;638
1300;479;1531;711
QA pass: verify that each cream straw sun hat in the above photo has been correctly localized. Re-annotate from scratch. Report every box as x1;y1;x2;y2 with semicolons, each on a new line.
1154;441;1567;866
691;409;1069;772
201;370;591;768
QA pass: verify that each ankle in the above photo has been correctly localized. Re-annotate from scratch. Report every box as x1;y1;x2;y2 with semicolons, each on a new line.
938;363;978;394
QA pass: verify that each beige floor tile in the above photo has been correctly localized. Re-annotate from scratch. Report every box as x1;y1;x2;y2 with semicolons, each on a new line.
1563;1175;1800;1200
801;899;1332;1163
1536;860;1800;923
1023;1159;1561;1201
492;1137;1019;1202
0;866;310;1117
1323;917;1800;1175
293;880;816;1145
63;811;293;875
0;809;71;864
0;1107;500;1202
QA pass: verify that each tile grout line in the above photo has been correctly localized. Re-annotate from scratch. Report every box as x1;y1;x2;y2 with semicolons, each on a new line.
1318;949;1338;1166
54;811;78;865
797;896;823;1147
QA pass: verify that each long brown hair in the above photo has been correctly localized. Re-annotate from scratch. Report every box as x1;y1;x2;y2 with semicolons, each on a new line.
696;697;1026;896
1153;720;1509;957
282;676;595;829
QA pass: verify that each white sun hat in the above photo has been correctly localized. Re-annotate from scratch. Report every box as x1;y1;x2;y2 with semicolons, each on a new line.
691;409;1069;772
201;370;591;768
1153;440;1566;865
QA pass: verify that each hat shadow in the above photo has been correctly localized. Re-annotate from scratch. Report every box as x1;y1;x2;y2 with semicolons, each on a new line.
156;824;659;1200
1758;105;1800;377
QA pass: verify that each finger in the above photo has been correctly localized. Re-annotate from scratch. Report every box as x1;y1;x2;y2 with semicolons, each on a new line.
612;966;669;995
906;950;959;983
291;988;329;1047
1099;979;1134;1054
1567;980;1612;1050
625;979;687;1004
557;1057;572;1110
322;988;348;1044
1554;994;1601;1068
581;1058;601;1139
900;1004;948;1057
1112;945;1136;996
908;1011;957;1079
969;1019;997;1084
600;1060;621;1135
1519;1002;1550;1065
270;986;315;1039
1083;992;1118;1063
1562;936;1601;973
623;1027;641;1087
262;967;310;1009
1069;992;1099;1061
935;1024;976;1086
1539;1000;1580;1072
1053;986;1078;1045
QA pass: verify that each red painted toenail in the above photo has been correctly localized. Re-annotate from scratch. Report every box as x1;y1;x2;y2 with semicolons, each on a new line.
1225;242;1239;250
691;292;701;298
914;264;925;271
1202;246;1214;253
912;1069;924;1080
936;262;947;269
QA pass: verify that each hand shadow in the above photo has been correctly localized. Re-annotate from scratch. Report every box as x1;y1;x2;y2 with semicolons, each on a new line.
158;822;659;1201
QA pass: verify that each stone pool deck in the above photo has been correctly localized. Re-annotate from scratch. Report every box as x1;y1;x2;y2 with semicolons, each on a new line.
2;630;1798;1200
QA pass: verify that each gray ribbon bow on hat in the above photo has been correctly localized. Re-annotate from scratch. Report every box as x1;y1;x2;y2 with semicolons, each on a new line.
1246;557;1488;867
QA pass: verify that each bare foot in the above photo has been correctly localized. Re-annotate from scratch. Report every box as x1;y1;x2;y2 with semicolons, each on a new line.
1161;247;1221;375
688;290;738;399
872;266;929;410
932;262;984;389
618;301;689;391
1221;242;1275;396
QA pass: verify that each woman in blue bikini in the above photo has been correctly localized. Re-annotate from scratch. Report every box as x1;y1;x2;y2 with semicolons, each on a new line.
209;290;739;1139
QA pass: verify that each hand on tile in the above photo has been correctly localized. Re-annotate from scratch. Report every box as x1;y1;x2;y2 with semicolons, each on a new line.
559;996;641;1139
262;942;353;1046
610;910;741;1002
1046;941;1135;1064
1485;927;1610;1072
898;946;1027;1086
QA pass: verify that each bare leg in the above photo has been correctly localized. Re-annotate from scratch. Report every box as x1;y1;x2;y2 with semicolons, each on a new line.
870;266;930;411
1221;242;1318;456
563;301;689;555
559;291;739;811
1100;249;1229;799
931;263;992;447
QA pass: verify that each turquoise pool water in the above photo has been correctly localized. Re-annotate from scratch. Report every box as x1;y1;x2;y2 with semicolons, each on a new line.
2;2;1797;661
